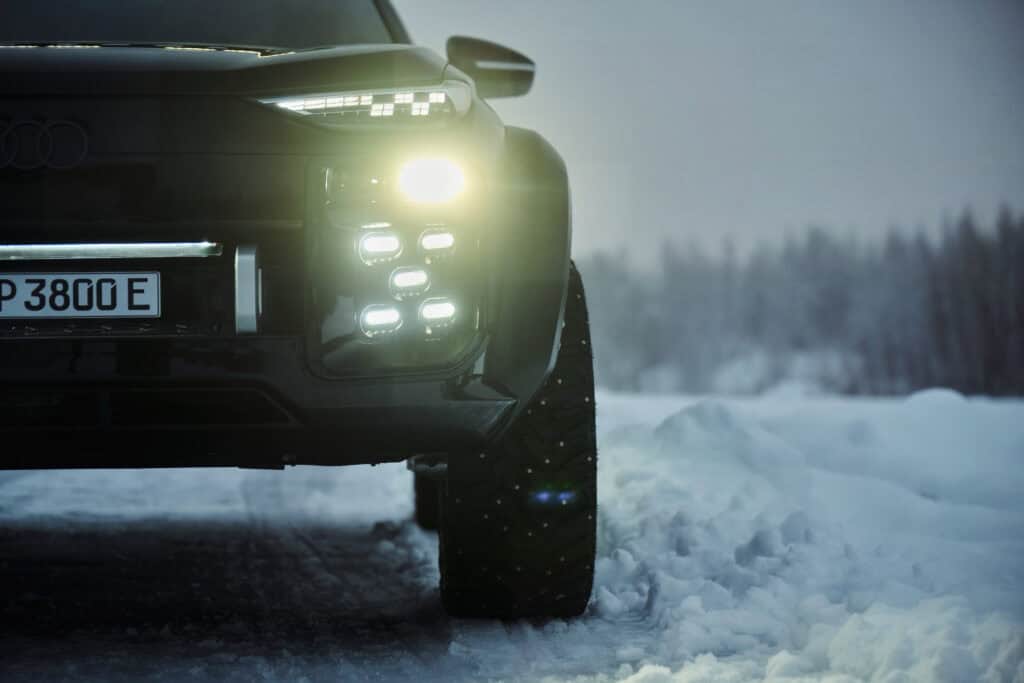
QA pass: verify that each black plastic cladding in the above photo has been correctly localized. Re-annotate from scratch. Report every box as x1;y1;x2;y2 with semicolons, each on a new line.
482;127;572;425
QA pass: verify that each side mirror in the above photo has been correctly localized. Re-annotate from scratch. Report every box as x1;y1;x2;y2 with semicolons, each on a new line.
446;36;535;99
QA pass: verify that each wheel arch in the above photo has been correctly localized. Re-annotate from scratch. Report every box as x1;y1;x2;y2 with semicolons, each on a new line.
483;126;572;421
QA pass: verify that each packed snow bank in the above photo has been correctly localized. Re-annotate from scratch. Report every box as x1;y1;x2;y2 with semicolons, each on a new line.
593;391;1024;682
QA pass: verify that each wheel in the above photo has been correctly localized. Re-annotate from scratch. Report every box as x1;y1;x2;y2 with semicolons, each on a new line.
414;473;440;531
438;262;597;618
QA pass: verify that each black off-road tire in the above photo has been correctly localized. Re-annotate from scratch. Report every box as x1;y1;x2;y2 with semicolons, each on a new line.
414;473;441;531
438;262;597;619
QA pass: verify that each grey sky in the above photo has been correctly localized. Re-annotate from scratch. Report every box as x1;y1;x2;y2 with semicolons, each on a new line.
395;0;1024;260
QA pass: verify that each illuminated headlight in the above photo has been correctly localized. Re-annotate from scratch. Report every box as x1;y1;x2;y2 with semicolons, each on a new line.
419;228;456;254
360;305;402;336
358;232;402;265
257;80;472;127
390;267;430;299
419;298;457;328
398;158;465;204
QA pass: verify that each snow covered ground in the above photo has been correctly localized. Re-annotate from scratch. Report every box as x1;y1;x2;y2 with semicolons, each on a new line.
1;390;1022;682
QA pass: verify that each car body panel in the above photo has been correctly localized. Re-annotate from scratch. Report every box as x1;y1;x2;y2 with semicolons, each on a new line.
0;45;447;96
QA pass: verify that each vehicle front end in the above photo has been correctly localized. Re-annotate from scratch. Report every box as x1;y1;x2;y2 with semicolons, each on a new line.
0;41;570;469
1;1;596;619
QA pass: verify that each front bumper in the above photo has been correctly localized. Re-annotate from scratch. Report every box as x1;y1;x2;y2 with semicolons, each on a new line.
0;337;515;468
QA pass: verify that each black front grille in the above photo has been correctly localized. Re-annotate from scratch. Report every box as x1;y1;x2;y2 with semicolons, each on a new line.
108;388;292;426
0;388;293;428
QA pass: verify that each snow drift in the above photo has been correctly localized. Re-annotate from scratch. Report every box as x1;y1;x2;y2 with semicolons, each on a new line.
591;391;1023;682
0;391;1021;682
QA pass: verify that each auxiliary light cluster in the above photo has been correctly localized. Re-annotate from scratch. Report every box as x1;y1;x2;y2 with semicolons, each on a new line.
356;225;459;338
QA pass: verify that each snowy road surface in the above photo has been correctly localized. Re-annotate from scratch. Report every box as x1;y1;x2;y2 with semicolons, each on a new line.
1;391;1022;682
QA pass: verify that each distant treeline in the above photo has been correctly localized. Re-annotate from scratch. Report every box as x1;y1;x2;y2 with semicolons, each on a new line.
578;208;1024;396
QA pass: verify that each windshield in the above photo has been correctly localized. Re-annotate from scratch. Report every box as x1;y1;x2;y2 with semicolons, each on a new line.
0;0;394;51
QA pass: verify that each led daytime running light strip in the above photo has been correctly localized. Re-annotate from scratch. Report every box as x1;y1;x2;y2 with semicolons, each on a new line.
259;81;472;122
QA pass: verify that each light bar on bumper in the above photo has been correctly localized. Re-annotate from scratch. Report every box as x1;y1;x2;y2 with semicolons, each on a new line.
0;242;223;261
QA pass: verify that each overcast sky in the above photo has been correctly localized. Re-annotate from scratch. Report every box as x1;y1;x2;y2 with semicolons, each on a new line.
395;0;1024;260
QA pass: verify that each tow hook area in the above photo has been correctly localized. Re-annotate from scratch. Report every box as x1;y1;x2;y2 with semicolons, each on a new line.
407;454;447;478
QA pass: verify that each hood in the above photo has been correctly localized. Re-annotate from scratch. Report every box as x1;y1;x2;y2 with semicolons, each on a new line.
0;44;449;96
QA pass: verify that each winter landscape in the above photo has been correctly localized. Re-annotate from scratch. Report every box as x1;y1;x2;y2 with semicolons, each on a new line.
2;389;1021;682
2;1;1023;681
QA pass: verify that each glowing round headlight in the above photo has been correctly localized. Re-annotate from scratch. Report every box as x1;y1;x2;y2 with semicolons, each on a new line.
398;158;465;204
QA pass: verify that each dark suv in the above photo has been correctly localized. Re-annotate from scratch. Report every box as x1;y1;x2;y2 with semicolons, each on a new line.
0;0;596;618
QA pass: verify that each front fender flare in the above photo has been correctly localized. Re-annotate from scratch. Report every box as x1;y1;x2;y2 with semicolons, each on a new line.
483;127;572;419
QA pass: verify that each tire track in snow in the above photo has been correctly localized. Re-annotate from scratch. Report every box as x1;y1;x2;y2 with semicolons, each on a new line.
237;469;471;677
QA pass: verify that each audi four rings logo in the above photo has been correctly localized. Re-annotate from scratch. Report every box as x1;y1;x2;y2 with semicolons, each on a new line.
0;119;89;170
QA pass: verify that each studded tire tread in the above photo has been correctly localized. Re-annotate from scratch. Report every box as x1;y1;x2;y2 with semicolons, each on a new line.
438;262;596;619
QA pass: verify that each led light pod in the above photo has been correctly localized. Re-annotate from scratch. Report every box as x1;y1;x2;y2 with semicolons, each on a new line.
419;298;457;331
390;267;430;299
360;305;402;337
358;232;402;265
419;228;456;255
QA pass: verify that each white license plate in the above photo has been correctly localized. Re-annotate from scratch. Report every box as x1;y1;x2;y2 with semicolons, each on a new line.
0;273;160;319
